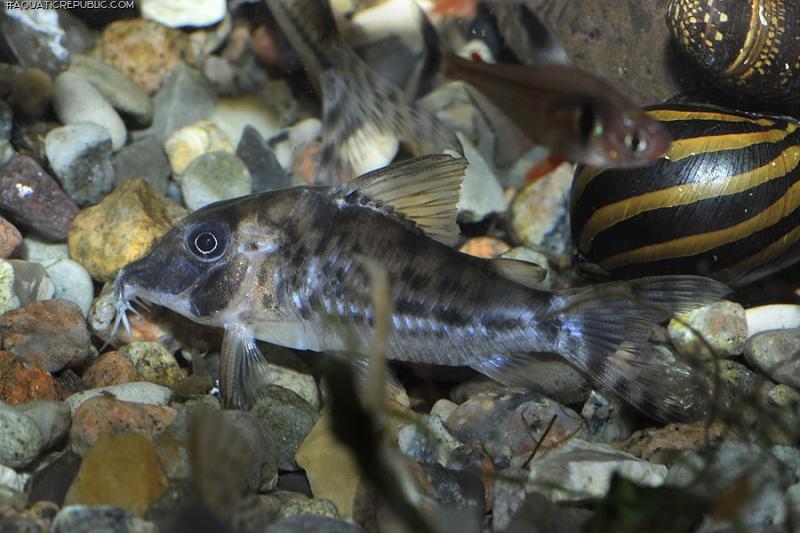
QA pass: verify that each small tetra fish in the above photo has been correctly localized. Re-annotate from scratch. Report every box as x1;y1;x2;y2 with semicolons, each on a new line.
441;3;672;167
112;155;728;421
443;54;671;168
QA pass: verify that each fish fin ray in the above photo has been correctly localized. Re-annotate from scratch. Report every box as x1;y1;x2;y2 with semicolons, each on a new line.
221;326;274;410
488;257;547;288
318;48;463;184
550;275;730;422
334;154;468;246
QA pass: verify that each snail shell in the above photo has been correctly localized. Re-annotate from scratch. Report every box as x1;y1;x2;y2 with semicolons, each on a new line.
570;103;800;287
666;0;800;108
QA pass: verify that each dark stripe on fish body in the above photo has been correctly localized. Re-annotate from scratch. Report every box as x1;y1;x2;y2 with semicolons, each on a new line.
571;104;800;286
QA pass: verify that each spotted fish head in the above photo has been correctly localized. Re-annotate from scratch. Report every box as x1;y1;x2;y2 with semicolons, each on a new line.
111;190;307;333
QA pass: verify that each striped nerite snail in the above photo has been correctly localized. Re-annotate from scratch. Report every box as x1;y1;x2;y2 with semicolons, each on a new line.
665;0;800;110
570;103;800;287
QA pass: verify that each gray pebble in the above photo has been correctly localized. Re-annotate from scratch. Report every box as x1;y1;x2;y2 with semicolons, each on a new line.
580;390;637;444
133;62;217;144
44;258;94;316
237;125;291;192
398;414;461;466
52;505;158;533
68;55;153;127
221;410;279;493
112;137;171;195
528;439;668;502
1;9;70;76
65;382;173;416
718;359;768;400
0;260;21;314
58;11;95;56
52;72;126;151
508;162;573;257
667;442;800;531
0;141;14;167
15;400;71;449
668;300;748;360
767;383;800;408
18;235;69;263
446;390;585;467
0;401;45;468
745;329;800;390
45;122;116;205
181;151;251;210
250;386;319;471
278;496;339;520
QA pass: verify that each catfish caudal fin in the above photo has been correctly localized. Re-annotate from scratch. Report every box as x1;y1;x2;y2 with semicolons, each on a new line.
475;276;730;422
264;0;462;185
551;276;730;422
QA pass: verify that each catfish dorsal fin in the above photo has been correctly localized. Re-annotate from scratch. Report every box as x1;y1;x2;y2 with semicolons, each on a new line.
334;154;468;247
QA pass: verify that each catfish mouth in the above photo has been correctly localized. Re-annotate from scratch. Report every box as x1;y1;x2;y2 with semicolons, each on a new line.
107;268;164;347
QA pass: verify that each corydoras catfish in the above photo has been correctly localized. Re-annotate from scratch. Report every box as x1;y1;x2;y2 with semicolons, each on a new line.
441;2;672;167
112;155;728;421
263;0;462;184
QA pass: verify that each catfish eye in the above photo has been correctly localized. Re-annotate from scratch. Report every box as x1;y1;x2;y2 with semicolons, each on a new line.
186;223;228;262
625;129;649;154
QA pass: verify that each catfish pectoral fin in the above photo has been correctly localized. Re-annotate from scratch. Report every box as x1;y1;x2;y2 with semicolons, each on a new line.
220;325;274;410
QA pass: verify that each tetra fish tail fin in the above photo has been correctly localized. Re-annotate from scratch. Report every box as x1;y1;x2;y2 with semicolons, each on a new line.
476;276;730;422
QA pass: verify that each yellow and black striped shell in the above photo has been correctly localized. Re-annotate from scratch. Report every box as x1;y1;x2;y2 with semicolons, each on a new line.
666;0;800;108
570;103;800;287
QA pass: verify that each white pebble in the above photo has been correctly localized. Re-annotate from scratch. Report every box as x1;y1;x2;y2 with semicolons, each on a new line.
746;304;800;337
53;72;126;151
140;0;227;28
44;258;94;316
0;464;30;493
